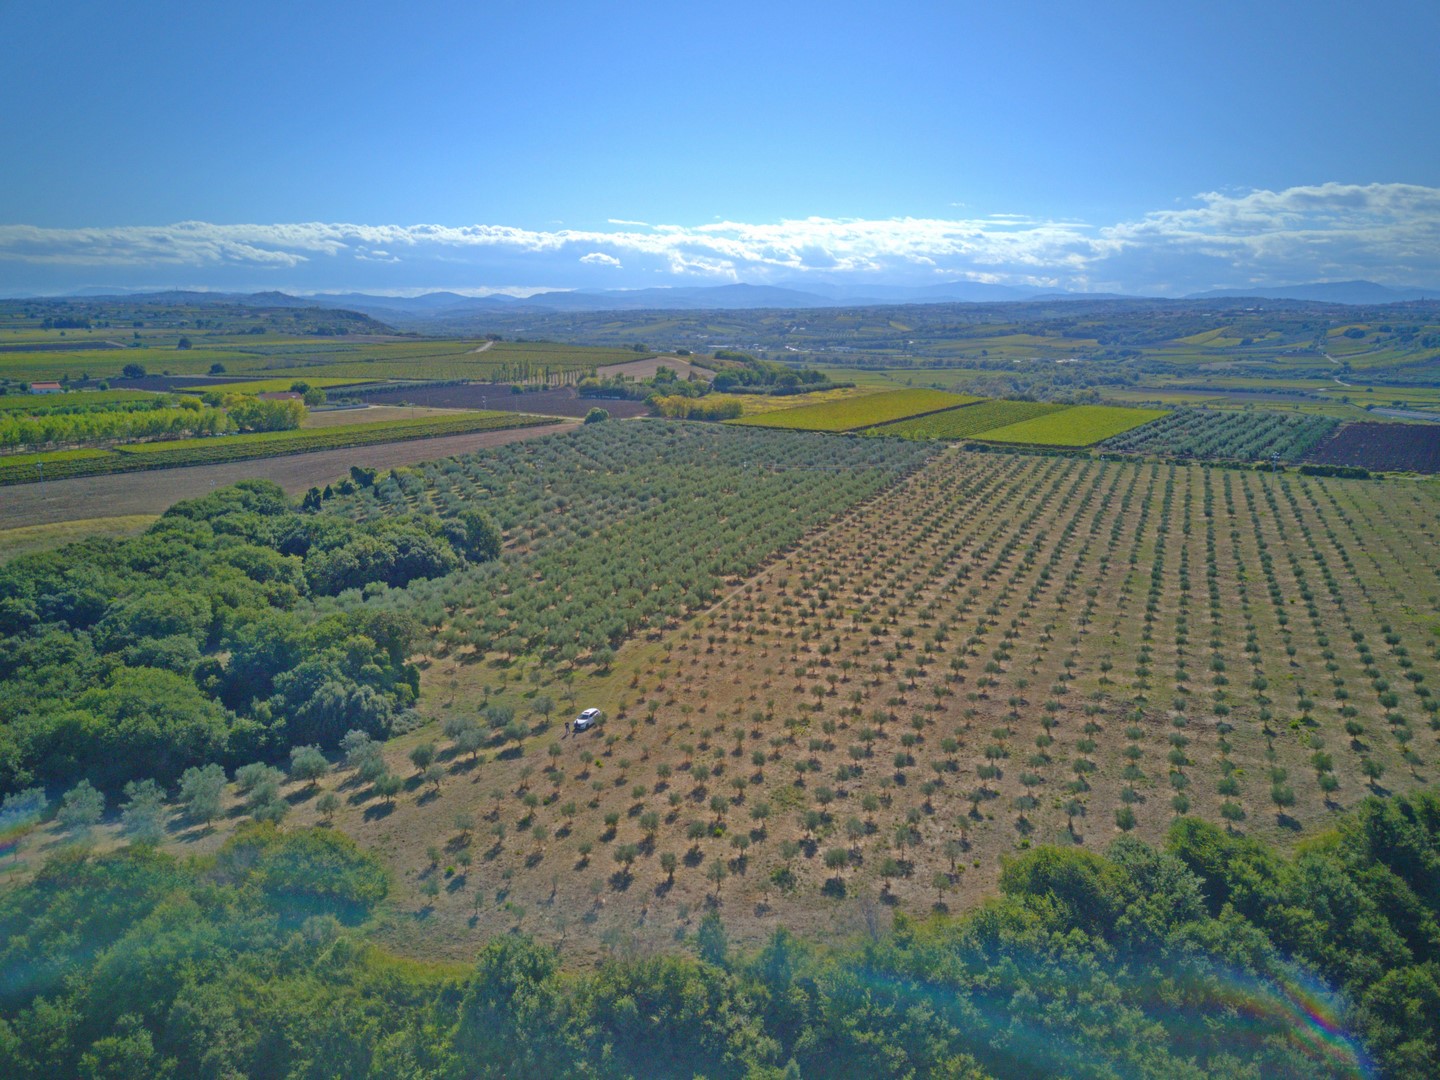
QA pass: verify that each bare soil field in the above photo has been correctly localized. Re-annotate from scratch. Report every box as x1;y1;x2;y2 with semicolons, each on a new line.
1305;420;1440;472
0;421;578;529
356;382;650;418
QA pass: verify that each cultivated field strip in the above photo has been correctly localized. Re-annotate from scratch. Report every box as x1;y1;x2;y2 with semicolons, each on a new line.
966;403;1168;446
726;388;975;432
587;451;1440;923
864;399;1066;441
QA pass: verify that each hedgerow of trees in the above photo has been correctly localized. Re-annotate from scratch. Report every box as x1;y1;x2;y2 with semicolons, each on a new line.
1;789;1436;1077
0;480;501;795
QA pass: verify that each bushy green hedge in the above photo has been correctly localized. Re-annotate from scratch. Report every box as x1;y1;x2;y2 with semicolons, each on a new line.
0;480;499;793
1300;463;1372;479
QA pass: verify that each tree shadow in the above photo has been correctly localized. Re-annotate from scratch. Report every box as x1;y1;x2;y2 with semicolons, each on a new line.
363;802;396;822
172;821;213;844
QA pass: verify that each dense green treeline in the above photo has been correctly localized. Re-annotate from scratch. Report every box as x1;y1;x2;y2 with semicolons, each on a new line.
0;402;231;449
0;393;305;452
0;480;500;795
4;790;1436;1077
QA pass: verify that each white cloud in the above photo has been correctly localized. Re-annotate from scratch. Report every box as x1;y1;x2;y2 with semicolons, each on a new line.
2;183;1436;294
1099;183;1440;292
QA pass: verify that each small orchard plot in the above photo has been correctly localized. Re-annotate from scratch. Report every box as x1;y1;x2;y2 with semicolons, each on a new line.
976;404;1168;446
727;388;977;432
1304;421;1440;474
339;421;935;664
867;399;1066;440
1104;407;1338;462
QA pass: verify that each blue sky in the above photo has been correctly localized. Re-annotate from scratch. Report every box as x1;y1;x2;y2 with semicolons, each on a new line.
3;0;1438;296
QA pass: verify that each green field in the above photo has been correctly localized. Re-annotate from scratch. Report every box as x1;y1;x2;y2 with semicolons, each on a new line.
973;404;1169;446
0;389;162;412
0;447;113;469
867;399;1067;440
727;388;977;431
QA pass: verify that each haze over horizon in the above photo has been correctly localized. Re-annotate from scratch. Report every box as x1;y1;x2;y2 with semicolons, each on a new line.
3;1;1438;298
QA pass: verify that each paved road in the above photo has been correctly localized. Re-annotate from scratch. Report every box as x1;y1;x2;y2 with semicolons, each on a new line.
0;421;578;530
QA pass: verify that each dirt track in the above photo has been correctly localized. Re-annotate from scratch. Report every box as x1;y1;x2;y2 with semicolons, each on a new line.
0;422;578;530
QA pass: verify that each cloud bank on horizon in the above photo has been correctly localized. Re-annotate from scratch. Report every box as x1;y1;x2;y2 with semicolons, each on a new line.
2;182;1436;298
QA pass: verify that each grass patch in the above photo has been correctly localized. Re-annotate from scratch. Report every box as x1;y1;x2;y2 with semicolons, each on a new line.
0;448;115;468
727;388;978;432
973;404;1169;446
867;399;1067;440
0;515;159;562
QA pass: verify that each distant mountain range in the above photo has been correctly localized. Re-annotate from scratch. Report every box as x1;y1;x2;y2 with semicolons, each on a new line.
1182;280;1439;304
12;279;1438;314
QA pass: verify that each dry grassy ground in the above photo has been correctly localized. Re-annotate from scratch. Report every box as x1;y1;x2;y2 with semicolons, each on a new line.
0;514;159;561
594;356;715;381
